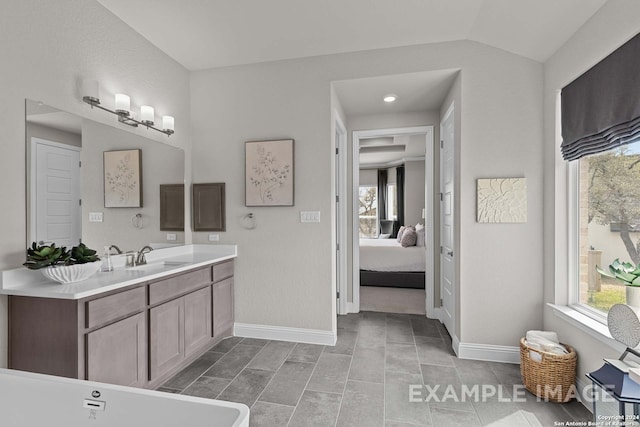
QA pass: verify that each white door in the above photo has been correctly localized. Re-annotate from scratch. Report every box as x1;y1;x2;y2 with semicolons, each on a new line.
32;138;82;248
335;115;347;315
335;128;341;313
440;104;456;337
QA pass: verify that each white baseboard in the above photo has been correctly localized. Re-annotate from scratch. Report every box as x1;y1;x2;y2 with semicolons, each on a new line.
346;302;357;314
452;334;461;356
456;341;520;364
574;376;595;414
234;323;337;346
429;307;442;321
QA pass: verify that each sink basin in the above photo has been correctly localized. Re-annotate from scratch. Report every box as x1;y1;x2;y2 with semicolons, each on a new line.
127;261;188;271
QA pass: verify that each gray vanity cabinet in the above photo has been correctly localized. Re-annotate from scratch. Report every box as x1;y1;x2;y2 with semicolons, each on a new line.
184;286;213;357
213;278;234;337
149;285;212;381
8;259;235;390
87;312;146;387
150;297;184;381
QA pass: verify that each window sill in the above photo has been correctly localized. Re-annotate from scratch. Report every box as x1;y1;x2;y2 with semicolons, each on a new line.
547;303;626;352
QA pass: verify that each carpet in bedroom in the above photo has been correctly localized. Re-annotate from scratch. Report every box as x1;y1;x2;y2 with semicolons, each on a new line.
360;286;426;315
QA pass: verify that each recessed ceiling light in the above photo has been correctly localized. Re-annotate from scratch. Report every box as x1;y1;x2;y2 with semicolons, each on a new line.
383;94;397;103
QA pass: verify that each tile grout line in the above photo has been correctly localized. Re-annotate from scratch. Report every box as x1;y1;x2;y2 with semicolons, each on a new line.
285;343;327;427
332;327;358;427
412;316;434;427
205;340;271;401
383;314;388;427
251;341;299;409
171;340;242;394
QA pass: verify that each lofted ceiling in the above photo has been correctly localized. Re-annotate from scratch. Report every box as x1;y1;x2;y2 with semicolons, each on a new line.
333;70;459;116
97;0;607;71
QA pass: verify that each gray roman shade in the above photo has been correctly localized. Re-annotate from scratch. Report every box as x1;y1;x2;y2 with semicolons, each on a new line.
561;32;640;161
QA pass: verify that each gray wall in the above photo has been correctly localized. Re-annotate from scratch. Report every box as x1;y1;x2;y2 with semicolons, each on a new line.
0;0;192;368
190;40;544;347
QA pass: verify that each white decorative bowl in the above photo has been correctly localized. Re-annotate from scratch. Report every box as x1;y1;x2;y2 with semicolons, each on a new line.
41;261;102;284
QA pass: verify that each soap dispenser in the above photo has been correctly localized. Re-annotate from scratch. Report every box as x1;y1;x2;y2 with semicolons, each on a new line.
101;246;113;272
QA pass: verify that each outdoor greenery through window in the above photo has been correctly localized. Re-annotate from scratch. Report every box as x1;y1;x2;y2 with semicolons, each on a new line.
359;186;378;238
578;140;640;314
387;183;397;220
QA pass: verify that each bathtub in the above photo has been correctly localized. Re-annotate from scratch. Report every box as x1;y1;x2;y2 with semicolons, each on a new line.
0;368;249;427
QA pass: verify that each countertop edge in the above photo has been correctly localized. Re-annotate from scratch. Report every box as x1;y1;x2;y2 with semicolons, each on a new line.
0;245;237;300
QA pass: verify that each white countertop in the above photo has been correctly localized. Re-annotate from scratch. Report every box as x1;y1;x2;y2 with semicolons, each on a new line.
0;244;237;300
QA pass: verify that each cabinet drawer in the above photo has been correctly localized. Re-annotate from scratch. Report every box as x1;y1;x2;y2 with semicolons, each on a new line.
212;260;233;282
86;287;146;329
149;267;211;305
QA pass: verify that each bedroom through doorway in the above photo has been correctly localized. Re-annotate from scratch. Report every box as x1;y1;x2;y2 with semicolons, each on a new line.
352;126;435;316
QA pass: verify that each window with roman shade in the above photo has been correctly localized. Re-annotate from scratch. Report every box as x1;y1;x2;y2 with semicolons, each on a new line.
561;32;640;161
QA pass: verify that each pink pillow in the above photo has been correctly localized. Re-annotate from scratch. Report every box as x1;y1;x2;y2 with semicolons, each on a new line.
400;226;417;247
396;226;406;242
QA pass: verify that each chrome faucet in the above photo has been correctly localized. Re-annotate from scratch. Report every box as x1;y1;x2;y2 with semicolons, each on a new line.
135;246;154;265
108;244;123;255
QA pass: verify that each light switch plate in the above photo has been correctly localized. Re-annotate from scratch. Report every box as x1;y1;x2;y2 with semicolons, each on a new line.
89;212;103;223
208;234;219;241
166;233;177;241
300;211;321;223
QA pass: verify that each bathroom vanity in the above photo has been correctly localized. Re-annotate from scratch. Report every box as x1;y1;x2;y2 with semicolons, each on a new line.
0;244;236;390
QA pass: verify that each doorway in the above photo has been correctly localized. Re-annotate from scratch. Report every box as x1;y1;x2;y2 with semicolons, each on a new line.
334;113;348;315
351;126;435;317
29;137;82;248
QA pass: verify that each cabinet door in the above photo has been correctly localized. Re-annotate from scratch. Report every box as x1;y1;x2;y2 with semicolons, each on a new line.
184;286;212;357
86;312;146;387
149;298;184;381
213;278;234;337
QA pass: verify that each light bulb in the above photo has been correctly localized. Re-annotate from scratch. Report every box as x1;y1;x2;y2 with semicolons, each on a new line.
115;94;130;114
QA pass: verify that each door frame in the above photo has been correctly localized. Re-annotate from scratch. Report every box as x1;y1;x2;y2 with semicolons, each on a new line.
29;137;82;246
439;102;456;337
351;125;436;317
334;113;348;315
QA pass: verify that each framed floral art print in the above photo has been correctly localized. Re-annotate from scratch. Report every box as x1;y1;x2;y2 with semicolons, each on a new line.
103;149;143;208
245;139;294;206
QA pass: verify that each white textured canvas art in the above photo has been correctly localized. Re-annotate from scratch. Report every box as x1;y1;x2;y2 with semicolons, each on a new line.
477;178;527;223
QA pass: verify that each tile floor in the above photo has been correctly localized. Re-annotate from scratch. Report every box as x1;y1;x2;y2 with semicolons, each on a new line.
158;312;592;426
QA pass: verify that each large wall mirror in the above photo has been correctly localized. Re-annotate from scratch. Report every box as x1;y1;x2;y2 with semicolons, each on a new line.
26;99;185;253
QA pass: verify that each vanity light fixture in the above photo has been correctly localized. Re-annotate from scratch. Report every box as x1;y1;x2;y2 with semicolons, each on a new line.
82;79;175;136
383;94;397;103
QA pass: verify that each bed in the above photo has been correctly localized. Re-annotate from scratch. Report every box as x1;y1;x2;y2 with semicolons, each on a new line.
359;238;426;289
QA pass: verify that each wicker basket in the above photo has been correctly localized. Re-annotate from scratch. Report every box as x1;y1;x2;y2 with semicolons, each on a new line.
519;338;577;402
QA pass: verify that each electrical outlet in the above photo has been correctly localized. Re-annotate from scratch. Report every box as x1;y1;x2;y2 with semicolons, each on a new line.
166;233;177;241
300;211;321;223
89;212;103;223
208;234;219;241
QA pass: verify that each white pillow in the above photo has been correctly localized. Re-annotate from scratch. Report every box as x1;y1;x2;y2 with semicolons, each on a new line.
415;223;425;231
416;228;425;246
378;233;391;239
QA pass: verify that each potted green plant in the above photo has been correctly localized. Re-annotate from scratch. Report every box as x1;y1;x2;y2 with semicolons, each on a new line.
596;259;640;307
24;242;101;284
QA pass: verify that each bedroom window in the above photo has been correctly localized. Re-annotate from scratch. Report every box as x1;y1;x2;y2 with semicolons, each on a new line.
387;183;397;220
575;139;640;318
359;185;378;238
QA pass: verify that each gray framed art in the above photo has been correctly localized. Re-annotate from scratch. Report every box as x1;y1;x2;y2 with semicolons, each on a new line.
245;139;294;206
103;149;142;208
